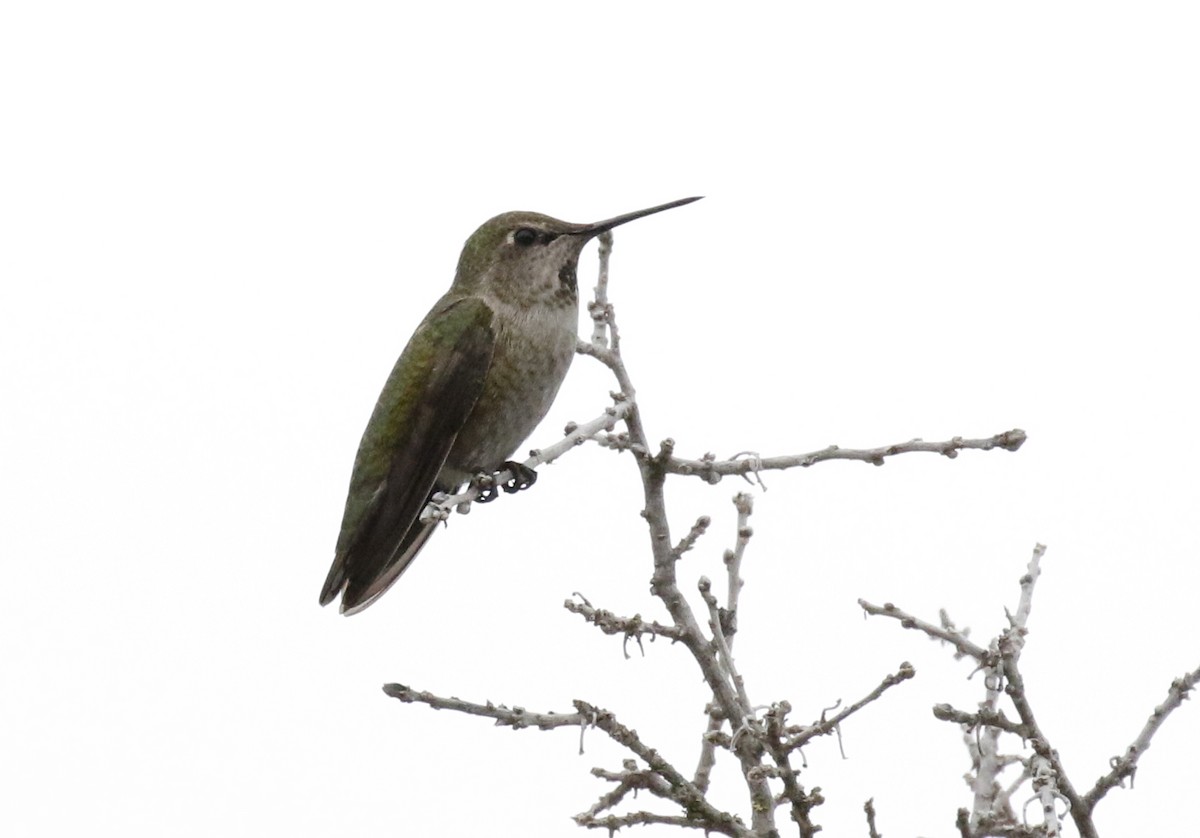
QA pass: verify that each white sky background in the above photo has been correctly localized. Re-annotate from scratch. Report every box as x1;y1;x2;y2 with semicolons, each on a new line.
3;3;1198;835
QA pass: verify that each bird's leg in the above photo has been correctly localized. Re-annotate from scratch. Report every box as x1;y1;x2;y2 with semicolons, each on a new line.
500;461;538;494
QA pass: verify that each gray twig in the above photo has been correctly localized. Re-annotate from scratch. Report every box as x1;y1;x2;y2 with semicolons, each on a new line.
564;593;687;657
859;599;989;661
786;663;916;751
664;431;1026;483
1085;664;1200;807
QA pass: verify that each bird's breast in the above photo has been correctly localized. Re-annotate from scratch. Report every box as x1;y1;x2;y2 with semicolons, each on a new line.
442;301;578;484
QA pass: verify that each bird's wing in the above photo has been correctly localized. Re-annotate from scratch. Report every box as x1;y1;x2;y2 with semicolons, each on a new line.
319;295;495;610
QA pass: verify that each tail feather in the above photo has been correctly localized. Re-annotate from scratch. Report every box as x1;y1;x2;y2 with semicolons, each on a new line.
339;522;437;614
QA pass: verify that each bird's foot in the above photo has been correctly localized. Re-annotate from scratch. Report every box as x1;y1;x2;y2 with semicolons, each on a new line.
472;472;500;503
500;461;538;494
472;462;537;503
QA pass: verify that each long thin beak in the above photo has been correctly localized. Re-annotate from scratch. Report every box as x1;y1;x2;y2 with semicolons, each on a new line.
571;196;703;237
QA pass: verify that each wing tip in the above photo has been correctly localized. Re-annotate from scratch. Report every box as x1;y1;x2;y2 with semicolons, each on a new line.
318;563;345;609
318;566;374;616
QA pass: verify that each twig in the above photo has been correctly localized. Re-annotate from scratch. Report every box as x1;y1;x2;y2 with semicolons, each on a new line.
578;762;676;821
859;599;989;661
1085;664;1200;808
587;230;615;348
692;704;725;794
699;577;752;713
1009;544;1043;632
672;515;712;559
382;684;583;731
574;700;751;838
663;430;1026;483
564;594;687;656
932;703;1026;737
786;663;916;751
724;493;753;618
989;547;1097;837
575;810;735;834
968;637;1006;827
1025;754;1065;838
694;494;755;791
384;685;749;835
761;702;824;836
864;797;882;838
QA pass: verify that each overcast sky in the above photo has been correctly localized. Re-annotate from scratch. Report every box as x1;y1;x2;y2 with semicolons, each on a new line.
4;3;1199;836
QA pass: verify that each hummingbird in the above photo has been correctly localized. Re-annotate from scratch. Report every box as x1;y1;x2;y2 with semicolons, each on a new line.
319;196;702;614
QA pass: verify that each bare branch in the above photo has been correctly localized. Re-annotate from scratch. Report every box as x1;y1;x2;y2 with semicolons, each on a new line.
970;646;1009;825
863;798;882;838
586;230;615;348
786;663;916;751
672;515;712;559
663;430;1026;483
564;594;688;654
1084;663;1200;808
987;547;1098;837
583;240;778;834
1025;754;1067;838
761;702;824;836
1010;544;1044;631
699;577;752;714
576;810;736;835
382;684;584;731
859;599;989;661
692;704;725;794
383;685;749;835
724;493;753;617
578;762;677;821
938;609;979;662
573;700;752;838
932;703;1026;737
694;494;755;791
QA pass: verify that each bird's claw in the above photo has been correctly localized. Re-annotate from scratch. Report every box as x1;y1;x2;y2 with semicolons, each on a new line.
472;462;537;503
473;472;500;503
500;461;538;494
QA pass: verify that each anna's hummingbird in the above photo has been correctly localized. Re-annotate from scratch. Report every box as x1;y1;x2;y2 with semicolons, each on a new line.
319;196;701;614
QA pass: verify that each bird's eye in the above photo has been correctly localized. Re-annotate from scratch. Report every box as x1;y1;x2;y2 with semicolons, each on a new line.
513;228;538;246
